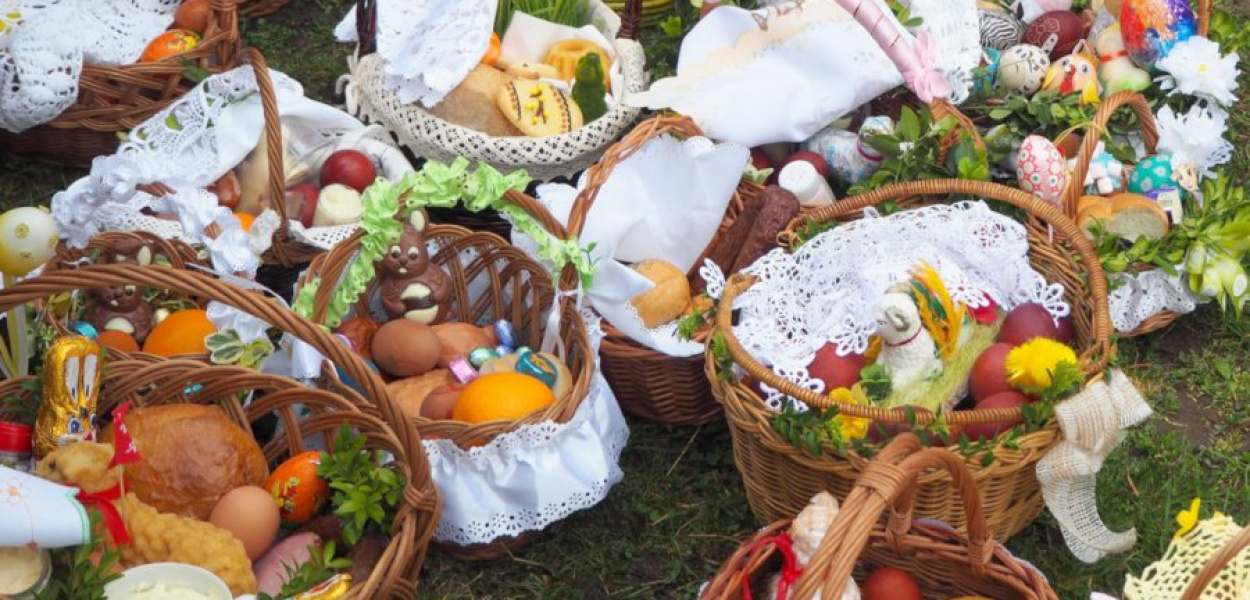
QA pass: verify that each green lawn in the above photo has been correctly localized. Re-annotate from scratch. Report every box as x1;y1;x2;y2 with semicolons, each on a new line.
0;1;1246;598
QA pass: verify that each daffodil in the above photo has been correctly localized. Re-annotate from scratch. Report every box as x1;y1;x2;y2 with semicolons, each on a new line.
1155;36;1240;107
1004;338;1078;390
828;386;870;442
1175;497;1201;538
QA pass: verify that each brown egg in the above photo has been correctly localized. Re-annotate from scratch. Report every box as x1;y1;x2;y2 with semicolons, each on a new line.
372;319;441;377
431;323;493;368
209;486;280;560
997;303;1063;346
862;567;922;600
964;391;1031;441
387;369;453;419
968;343;1014;403
421;383;464;420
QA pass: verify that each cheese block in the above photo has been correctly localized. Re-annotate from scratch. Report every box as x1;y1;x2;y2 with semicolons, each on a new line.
426;65;522;137
496;80;584;137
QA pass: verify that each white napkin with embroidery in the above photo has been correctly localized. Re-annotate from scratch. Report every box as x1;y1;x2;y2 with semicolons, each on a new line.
0;466;92;547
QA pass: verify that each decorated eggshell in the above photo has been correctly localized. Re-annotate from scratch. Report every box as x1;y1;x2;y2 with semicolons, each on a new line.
1120;0;1197;69
1041;52;1102;104
1017;135;1067;203
0;207;58;276
1022;10;1085;59
1128;154;1186;199
980;9;1025;50
997;44;1051;94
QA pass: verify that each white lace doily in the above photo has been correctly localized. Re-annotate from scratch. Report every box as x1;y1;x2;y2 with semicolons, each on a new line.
1108;269;1200;334
340;0;646;182
730;201;1069;410
0;0;177;132
1124;515;1247;600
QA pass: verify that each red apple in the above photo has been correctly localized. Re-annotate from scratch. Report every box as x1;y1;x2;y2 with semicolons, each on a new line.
963;391;1030;441
807;343;865;392
997;303;1063;346
968;343;1014;403
287;184;320;228
781;150;831;181
319;149;377;193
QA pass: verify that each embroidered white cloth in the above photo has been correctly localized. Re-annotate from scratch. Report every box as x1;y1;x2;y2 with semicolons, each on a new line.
727;201;1069;410
1109;269;1201;334
0;0;178;132
628;0;978;147
1036;370;1153;563
0;465;90;547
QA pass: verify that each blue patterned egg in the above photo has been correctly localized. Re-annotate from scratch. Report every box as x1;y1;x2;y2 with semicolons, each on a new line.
1127;154;1187;199
1121;0;1198;69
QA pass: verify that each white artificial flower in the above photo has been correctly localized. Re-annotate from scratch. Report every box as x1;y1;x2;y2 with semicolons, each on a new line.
1155;104;1234;179
1155;36;1241;106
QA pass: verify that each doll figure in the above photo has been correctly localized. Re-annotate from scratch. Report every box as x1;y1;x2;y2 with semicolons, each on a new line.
83;284;154;343
375;210;452;324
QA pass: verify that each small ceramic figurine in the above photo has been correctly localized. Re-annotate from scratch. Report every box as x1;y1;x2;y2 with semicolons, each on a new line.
1069;142;1125;195
765;492;861;600
1041;46;1102;104
375;210;452;324
83;285;154;343
875;289;942;391
1093;24;1151;94
802;116;894;185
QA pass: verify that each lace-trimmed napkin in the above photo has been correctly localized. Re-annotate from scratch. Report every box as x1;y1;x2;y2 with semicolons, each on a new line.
0;466;92;547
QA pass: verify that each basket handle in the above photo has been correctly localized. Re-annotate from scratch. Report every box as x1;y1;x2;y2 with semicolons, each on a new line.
717;178;1112;426
1179;525;1250;600
789;435;994;600
356;0;378;56
1061;91;1158;218
242;47;299;267
617;0;643;41
1197;0;1213;36
207;0;241;68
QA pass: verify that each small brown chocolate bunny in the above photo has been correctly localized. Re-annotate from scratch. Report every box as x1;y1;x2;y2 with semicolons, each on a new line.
375;211;452;324
105;237;155;266
83;284;155;343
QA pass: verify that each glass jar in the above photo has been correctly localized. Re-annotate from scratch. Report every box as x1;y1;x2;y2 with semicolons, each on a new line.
0;547;51;599
0;421;33;473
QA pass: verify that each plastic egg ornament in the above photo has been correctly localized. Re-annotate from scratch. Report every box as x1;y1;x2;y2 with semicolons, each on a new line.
980;9;1025;50
1128;154;1187;200
1016;135;1067;203
997;44;1051;94
0;207;58;276
1120;0;1197;69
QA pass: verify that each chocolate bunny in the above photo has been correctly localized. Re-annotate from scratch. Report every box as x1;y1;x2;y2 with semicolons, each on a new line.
105;237;155;267
374;211;451;324
83;284;154;343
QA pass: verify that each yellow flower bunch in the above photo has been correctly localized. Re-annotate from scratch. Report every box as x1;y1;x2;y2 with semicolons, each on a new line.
1004;338;1078;389
828;386;871;442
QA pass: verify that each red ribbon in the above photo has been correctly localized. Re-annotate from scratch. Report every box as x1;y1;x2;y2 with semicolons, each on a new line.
742;532;803;600
1099;49;1129;63
76;485;131;546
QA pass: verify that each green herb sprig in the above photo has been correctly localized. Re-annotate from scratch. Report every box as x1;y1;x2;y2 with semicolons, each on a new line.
317;425;406;546
848;107;989;195
257;542;353;600
36;513;124;600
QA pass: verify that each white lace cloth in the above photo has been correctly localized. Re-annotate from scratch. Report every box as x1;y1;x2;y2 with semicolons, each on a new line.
50;63;405;276
0;0;177;132
628;0;978;148
728;202;1070;410
1109;269;1200;334
1123;514;1248;600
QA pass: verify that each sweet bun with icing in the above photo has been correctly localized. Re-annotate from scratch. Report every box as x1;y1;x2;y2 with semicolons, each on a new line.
496;80;584;137
543;39;612;88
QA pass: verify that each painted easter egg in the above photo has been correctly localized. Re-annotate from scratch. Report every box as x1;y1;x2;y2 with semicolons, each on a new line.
1022;11;1085;59
1120;0;1197;69
0;207;58;276
1016;135;1067;203
980;9;1025;50
997;44;1051;94
1128;154;1187;199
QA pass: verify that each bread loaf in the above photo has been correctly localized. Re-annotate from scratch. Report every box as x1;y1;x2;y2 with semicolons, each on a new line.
426;65;523;137
630;260;692;328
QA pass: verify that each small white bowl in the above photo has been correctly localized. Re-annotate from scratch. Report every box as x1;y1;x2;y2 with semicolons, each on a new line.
104;563;233;600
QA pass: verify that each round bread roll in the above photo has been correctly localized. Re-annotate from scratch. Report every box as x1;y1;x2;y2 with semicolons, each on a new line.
629;260;692;329
101;404;269;520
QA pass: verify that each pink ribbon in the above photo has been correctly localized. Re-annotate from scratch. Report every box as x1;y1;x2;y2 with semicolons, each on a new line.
901;30;952;104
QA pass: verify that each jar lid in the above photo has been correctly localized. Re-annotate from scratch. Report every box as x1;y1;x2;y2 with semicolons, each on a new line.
0;421;33;454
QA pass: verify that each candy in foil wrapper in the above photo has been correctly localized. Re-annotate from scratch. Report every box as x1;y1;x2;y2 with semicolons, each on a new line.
34;336;103;459
294;574;352;600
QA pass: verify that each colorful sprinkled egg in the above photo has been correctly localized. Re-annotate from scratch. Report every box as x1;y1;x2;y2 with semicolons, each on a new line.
1121;0;1197;69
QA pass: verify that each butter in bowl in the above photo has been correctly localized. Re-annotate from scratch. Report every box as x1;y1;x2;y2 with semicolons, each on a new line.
104;563;233;600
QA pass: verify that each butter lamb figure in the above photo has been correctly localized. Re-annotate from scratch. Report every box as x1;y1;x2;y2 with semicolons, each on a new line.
766;492;861;600
875;287;942;391
375;210;452;324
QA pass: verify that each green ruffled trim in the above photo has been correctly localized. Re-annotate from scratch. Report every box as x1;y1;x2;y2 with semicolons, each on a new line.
293;160;596;328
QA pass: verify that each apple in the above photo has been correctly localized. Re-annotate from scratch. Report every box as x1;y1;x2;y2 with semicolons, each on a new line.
781;150;831;181
968;343;1014;403
997;303;1064;346
806;343;865;392
963;391;1031;441
319;149;377;193
287;184;320;228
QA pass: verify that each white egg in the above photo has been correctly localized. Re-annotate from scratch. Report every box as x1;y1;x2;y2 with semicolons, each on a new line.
997;44;1050;95
0;207;58;276
1016;135;1067;204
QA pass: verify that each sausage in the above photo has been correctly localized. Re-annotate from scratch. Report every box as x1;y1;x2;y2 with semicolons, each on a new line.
730;186;799;273
691;191;763;294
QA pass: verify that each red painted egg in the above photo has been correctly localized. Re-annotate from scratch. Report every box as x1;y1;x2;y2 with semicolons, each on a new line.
1022;11;1084;59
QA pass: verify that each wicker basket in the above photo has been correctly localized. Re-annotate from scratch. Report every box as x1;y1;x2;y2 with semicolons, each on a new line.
0;264;439;599
239;0;293;17
700;434;1058;600
0;0;241;168
709;178;1113;542
298;187;596;560
1180;524;1250;600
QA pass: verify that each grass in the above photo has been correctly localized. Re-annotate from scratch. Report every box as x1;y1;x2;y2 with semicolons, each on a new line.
0;1;1247;598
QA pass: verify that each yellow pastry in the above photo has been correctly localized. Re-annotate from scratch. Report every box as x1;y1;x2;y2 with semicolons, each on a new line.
543;39;612;88
495;56;561;80
496;80;584;137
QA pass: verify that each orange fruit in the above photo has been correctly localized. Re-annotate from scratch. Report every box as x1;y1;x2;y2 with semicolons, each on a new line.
173;0;212;36
266;451;329;526
142;309;215;357
233;212;255;232
140;29;200;62
451;372;555;424
97;330;139;354
481;32;501;66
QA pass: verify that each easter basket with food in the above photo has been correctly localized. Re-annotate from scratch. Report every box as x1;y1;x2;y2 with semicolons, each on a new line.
699;434;1059;600
334;0;646;186
0;0;241;167
0;264;439;600
49;49;416;289
292;161;627;560
707;179;1147;547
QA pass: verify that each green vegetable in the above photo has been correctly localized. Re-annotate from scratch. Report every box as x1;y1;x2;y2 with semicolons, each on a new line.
571;53;609;123
848;106;988;195
495;0;582;37
317;425;406;546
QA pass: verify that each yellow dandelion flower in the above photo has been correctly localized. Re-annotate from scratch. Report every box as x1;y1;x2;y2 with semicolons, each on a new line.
1004;338;1078;389
1175;497;1201;538
828;387;870;442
